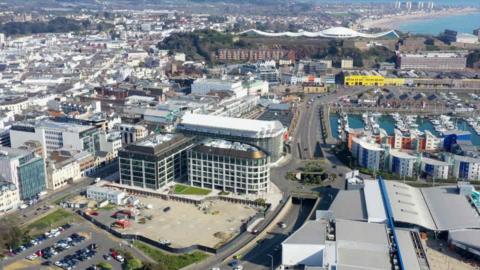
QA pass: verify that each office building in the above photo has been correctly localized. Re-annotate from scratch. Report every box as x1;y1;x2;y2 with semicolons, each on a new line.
188;139;270;194
0;147;46;200
177;113;286;162
118;134;195;190
10;119;101;155
397;51;467;70
0;180;20;215
191;78;247;98
87;186;126;205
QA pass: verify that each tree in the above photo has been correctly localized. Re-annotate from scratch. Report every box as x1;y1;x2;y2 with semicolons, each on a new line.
125;258;143;270
142;262;168;270
97;262;113;270
0;217;23;252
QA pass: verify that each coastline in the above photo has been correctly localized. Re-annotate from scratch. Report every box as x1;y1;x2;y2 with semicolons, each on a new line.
357;7;480;30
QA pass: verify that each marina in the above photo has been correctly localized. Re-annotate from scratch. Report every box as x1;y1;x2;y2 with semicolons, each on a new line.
330;112;480;146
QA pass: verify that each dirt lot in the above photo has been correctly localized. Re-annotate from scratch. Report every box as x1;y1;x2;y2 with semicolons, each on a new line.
94;197;260;248
423;238;479;270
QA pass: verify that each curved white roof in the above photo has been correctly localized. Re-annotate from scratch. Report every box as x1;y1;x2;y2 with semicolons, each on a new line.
239;27;399;39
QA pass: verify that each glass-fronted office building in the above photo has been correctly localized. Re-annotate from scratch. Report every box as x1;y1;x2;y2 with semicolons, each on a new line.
118;134;195;190
187;139;270;194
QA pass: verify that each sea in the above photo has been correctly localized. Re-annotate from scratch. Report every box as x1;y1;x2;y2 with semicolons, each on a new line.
315;0;480;34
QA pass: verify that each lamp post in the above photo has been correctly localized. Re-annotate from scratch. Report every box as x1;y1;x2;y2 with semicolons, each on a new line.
267;254;274;270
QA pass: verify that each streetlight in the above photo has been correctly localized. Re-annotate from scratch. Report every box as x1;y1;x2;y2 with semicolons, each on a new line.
267;254;274;270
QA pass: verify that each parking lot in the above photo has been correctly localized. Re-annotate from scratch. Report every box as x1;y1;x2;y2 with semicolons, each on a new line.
2;221;146;270
93;196;260;248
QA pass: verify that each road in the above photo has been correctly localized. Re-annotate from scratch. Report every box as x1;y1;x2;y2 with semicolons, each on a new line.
218;198;315;270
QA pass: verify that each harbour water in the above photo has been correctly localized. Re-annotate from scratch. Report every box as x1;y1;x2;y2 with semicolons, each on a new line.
330;113;480;146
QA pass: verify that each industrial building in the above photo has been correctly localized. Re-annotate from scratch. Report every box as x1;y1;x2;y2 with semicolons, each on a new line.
281;178;442;269
118;134;195;190
187;139;270;194
177;113;286;162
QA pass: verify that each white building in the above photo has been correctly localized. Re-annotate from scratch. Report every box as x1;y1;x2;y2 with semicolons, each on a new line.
243;80;269;96
351;137;385;171
10;119;101;155
425;130;442;151
191;78;247;98
47;160;81;191
0;181;20;215
86;186;126;205
451;155;480;181
420;157;450;180
178;113;286;162
389;150;417;178
0;96;30;114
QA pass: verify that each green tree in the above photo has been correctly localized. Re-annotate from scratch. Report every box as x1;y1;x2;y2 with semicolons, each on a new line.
125;258;143;270
142;262;168;270
0;217;23;252
98;262;113;270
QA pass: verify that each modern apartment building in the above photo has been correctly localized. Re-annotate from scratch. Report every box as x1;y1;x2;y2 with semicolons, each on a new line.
389;150;417;178
118;134;195;190
420;157;450;180
397;51;467;70
351;137;385;171
188;139;270;194
451;155;480;181
191;78;247;98
0;147;46;200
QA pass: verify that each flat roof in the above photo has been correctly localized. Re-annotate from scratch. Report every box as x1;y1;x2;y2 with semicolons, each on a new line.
449;230;480;251
364;180;387;223
283;220;326;245
422;186;480;231
395;229;423;270
328;190;367;222
336;219;391;270
179;113;285;139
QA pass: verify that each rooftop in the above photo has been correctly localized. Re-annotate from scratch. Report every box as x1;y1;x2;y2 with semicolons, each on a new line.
179;113;286;138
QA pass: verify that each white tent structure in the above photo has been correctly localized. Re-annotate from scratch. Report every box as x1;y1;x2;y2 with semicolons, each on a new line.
239;27;399;39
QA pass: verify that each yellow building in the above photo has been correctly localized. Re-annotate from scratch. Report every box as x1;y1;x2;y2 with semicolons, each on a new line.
343;71;406;87
303;83;327;93
344;75;385;86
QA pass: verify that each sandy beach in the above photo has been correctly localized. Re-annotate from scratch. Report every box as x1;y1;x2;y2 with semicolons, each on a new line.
357;7;480;30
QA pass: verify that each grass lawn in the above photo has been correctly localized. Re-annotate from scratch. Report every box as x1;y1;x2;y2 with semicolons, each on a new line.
25;209;79;234
98;204;116;211
174;184;210;196
133;241;208;270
